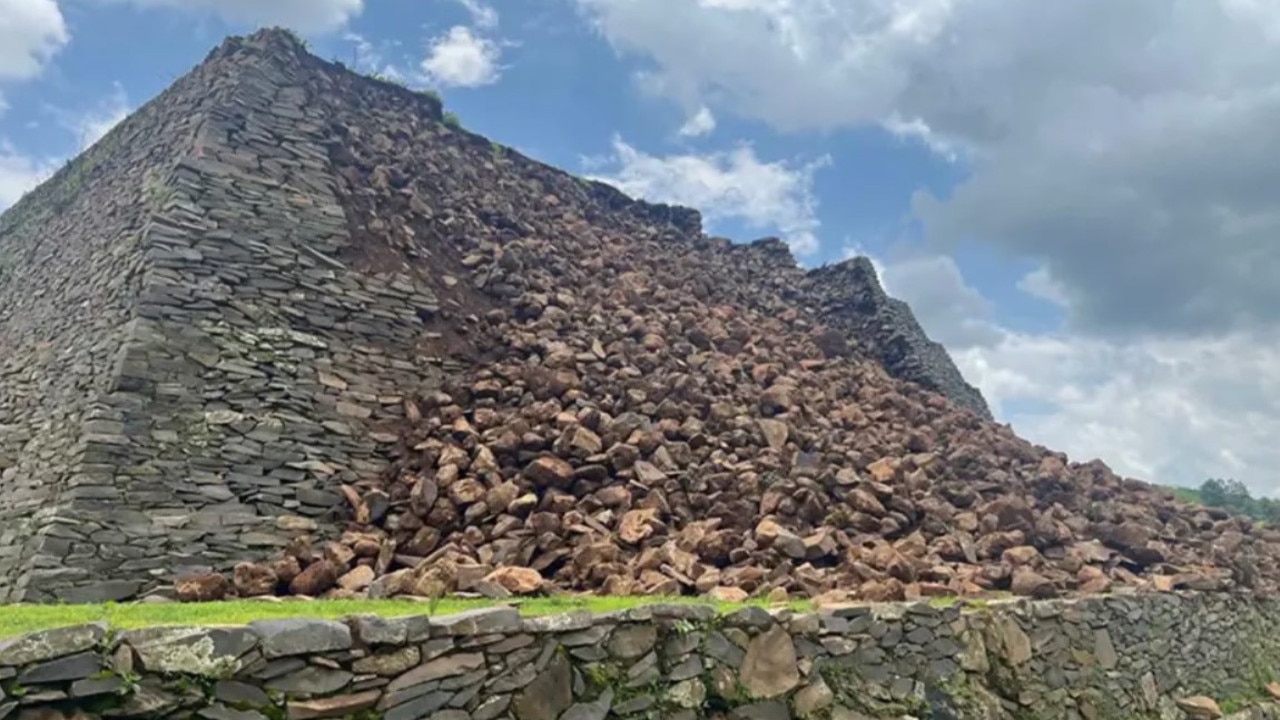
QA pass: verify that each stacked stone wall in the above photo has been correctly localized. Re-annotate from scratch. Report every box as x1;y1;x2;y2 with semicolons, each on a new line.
0;40;242;602
804;258;993;420
0;592;1277;720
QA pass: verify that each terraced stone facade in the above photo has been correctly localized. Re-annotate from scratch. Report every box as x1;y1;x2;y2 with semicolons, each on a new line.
0;592;1277;720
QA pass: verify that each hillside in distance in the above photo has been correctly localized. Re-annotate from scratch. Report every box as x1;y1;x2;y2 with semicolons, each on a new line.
0;28;1274;605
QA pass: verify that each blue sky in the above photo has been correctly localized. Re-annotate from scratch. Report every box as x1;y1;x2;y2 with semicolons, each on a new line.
6;0;1280;494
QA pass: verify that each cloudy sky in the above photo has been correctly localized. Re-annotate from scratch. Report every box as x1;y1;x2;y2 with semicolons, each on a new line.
4;0;1280;493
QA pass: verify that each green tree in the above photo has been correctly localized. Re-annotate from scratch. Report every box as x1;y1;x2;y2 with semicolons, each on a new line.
1199;478;1228;507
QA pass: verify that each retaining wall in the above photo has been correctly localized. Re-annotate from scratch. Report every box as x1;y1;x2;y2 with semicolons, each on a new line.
0;592;1276;720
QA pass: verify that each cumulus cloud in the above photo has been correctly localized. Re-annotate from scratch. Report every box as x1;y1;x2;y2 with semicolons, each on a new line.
572;0;1280;493
103;0;363;33
453;0;499;29
952;328;1280;491
586;136;829;255
572;0;1280;338
0;0;68;112
342;33;408;81
678;107;716;138
858;247;1280;493
421;26;503;88
0;141;57;211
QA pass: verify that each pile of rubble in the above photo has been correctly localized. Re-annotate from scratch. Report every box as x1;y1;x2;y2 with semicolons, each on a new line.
180;54;1280;604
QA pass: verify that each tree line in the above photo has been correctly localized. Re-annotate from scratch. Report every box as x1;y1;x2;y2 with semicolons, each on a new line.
1169;478;1280;524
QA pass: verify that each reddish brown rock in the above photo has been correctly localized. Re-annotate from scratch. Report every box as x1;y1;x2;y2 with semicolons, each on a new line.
523;456;575;488
290;561;341;597
233;562;278;597
176;573;230;602
484;567;545;595
183;43;1280;604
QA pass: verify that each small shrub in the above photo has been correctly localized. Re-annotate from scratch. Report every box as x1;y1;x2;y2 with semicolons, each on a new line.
442;111;462;129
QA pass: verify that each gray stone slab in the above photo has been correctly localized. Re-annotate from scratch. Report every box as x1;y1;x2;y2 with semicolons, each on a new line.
248;618;352;658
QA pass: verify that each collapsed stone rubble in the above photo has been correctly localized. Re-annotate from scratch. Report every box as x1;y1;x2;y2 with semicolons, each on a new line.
179;31;1280;603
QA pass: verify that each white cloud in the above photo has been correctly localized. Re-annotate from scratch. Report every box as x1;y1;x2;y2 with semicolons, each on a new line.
0;0;68;111
859;247;1280;494
0;141;57;212
678;106;716;137
0;84;137;212
953;329;1280;493
421;26;503;88
66;83;131;151
453;0;499;29
342;33;407;80
874;252;1004;349
571;0;1280;336
586;136;829;255
570;0;1280;493
104;0;363;34
1016;266;1070;309
882;114;959;162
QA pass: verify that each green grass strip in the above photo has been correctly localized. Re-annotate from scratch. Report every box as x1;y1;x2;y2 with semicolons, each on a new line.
0;595;812;639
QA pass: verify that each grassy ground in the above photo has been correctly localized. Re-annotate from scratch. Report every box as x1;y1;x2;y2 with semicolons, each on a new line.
0;595;809;639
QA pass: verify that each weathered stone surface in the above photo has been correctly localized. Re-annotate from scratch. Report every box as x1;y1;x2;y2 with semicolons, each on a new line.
561;689;614;720
0;590;1275;720
70;675;126;697
513;650;571;720
740;624;800;699
384;653;484;694
198;705;269;720
0;624;105;666
124;627;258;675
791;677;834;718
1177;696;1223;720
285;690;380;720
264;666;353;696
17;651;101;684
607;625;658;660
248;620;351;658
431;608;521;636
213;681;270;708
351;645;420;676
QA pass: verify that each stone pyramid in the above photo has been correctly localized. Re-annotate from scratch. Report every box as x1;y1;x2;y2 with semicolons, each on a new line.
0;27;1001;604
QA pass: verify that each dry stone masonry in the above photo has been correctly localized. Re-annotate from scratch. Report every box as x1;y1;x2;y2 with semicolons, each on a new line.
0;27;984;602
5;26;1280;607
804;259;992;420
2;592;1280;720
0;30;455;602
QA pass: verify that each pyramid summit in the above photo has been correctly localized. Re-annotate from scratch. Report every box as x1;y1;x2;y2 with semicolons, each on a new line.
0;28;1269;604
